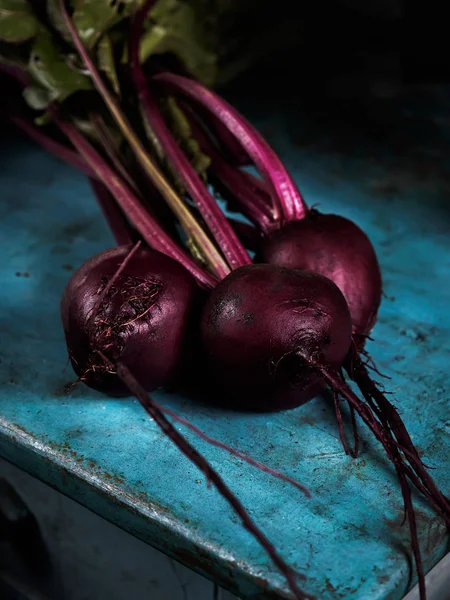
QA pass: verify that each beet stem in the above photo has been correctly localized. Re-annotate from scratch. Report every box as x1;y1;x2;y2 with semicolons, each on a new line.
210;167;274;232
89;112;140;195
189;204;262;253
129;1;250;272
200;109;252;167
54;113;216;288
156;402;310;497
113;360;313;600
226;219;262;253
181;107;274;231
153;73;308;223
59;0;228;280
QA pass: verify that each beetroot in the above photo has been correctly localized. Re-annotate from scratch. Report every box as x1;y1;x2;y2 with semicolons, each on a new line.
61;244;199;395
201;264;352;409
260;211;382;338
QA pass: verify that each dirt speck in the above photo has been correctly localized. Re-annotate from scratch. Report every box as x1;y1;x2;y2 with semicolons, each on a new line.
415;331;427;343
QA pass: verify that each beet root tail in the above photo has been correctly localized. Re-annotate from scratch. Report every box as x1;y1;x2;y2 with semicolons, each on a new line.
333;390;359;458
155;402;311;497
317;364;428;600
348;360;450;523
111;359;313;600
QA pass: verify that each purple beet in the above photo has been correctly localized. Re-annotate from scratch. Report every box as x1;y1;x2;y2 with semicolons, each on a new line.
201;264;352;410
61;244;199;396
260;211;382;339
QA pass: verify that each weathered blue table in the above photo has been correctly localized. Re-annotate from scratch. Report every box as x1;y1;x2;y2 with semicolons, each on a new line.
0;90;449;599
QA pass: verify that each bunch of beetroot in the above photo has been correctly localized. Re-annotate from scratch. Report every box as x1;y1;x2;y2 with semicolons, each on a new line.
2;1;449;598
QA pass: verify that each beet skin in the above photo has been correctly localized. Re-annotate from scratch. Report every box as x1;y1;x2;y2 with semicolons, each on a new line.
260;211;382;338
61;245;199;395
201;264;352;410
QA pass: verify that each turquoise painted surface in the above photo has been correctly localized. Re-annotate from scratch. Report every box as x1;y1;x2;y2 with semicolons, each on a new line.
0;91;449;599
